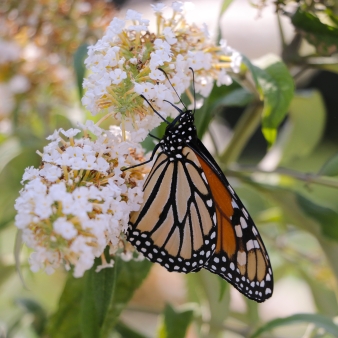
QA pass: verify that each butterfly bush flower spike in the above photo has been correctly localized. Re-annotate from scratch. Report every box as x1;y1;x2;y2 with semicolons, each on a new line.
15;123;146;277
82;2;241;140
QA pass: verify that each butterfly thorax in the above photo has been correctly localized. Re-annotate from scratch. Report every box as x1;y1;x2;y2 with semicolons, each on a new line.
159;111;197;156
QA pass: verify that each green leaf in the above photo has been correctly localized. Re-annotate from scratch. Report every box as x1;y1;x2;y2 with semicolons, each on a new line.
158;304;194;338
251;313;338;338
73;44;88;100
291;8;338;56
0;137;22;175
115;321;148;338
14;230;29;289
243;55;294;146
300;269;338;316
99;257;152;337
261;90;326;168
15;298;47;335
195;82;239;139
0;262;15;287
80;255;117;338
256;185;338;282
48;254;151;338
296;194;338;241
80;270;101;338
45;275;84;338
281;90;325;164
213;88;254;107
319;152;338;176
187;270;230;337
0;146;41;230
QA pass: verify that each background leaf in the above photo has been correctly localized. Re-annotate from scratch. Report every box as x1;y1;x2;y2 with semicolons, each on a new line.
157;304;194;338
99;257;152;337
45;275;84;338
73;44;89;100
318;152;338;176
259;89;326;169
291;9;338;55
296;194;338;241
251;313;338;338
243;55;294;145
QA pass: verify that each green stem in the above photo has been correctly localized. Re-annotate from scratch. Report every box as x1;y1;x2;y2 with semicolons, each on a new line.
277;12;286;49
227;166;338;190
218;102;262;167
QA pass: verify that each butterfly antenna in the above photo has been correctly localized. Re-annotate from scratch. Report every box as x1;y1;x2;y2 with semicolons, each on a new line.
189;67;196;114
159;69;187;111
140;95;169;124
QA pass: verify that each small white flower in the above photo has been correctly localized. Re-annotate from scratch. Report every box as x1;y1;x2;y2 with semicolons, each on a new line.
151;3;166;13
163;27;177;45
96;157;110;173
109;68;127;85
125;9;142;21
77;120;102;136
21;167;40;183
129;57;137;64
53;217;78;240
172;1;184;12
39;163;62;182
126;24;148;32
149;68;166;81
46;130;61;141
60;128;81;138
201;23;210;39
217;68;232;86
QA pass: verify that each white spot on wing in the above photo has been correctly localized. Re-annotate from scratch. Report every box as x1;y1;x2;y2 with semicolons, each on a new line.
237;251;247;266
252;226;258;236
231;199;239;209
242;208;249;219
246;240;254;251
240;217;248;229
235;225;243;237
228;185;235;195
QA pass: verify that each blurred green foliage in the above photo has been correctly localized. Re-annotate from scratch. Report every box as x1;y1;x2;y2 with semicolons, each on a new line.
2;0;338;337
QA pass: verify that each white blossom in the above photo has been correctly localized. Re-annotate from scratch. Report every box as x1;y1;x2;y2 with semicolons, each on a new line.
15;123;147;277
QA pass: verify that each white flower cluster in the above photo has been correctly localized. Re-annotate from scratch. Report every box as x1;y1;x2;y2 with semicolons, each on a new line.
82;2;241;141
14;121;146;277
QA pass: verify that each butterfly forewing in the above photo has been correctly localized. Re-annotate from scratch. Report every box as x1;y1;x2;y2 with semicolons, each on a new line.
128;147;217;273
195;152;273;302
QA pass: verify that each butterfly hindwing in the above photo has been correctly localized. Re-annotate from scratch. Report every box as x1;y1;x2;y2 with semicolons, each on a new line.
128;147;217;273
192;142;273;302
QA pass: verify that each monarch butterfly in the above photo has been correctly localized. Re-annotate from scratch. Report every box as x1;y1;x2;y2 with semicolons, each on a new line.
126;72;273;302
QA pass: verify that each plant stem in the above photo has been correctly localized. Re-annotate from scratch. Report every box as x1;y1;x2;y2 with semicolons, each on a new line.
226;165;338;190
218;102;262;167
277;11;286;49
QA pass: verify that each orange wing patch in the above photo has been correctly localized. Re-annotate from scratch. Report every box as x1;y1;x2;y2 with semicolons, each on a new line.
195;154;237;258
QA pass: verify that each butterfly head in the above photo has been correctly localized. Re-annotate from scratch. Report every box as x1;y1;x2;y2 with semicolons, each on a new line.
160;109;197;156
